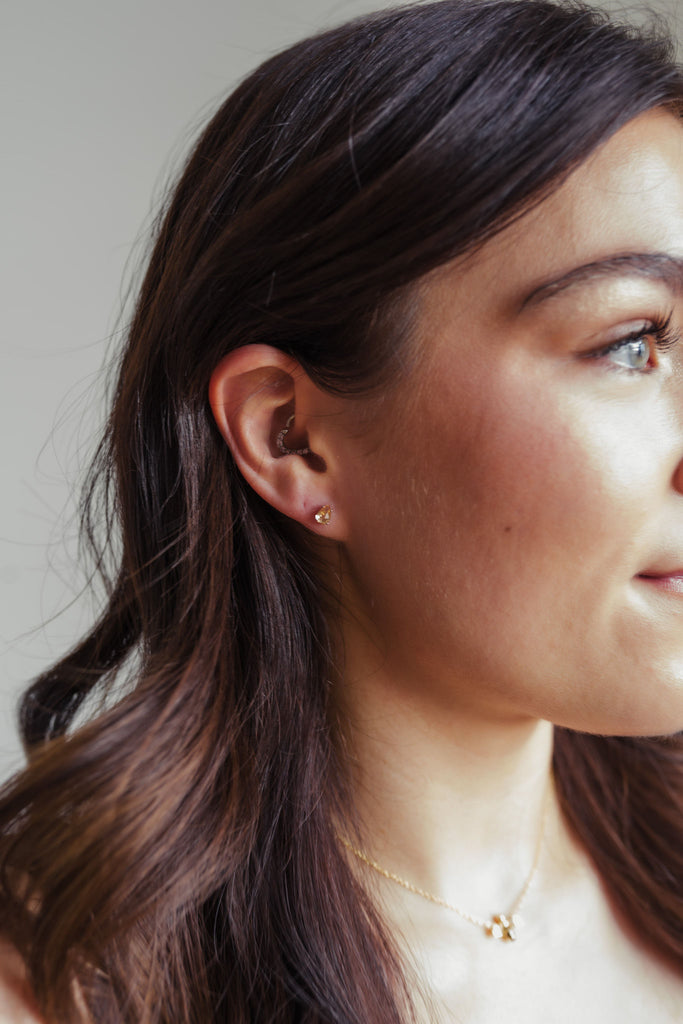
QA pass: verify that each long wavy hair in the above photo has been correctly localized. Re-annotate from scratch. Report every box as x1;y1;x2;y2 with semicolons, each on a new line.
1;2;682;1021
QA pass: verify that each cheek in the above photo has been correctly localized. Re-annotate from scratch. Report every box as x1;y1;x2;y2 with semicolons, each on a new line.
343;351;683;731
436;360;670;582
359;374;655;673
411;380;633;599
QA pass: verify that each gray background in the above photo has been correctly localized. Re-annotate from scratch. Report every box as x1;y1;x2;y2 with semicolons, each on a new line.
2;0;681;779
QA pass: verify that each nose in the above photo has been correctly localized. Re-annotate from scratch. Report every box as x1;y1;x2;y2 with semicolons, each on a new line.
672;369;683;495
674;455;683;496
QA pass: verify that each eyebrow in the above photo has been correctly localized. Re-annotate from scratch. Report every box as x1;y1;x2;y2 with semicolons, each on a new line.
520;252;683;309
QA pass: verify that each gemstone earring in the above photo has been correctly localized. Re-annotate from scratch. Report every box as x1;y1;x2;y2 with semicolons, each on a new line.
276;414;311;456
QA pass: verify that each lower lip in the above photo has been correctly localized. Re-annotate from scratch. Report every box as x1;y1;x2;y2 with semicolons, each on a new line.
637;574;683;595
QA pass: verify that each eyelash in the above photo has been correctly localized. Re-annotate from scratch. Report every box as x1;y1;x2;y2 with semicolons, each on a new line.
588;312;680;372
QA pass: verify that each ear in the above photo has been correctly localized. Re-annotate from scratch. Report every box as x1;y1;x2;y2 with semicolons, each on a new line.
209;345;348;538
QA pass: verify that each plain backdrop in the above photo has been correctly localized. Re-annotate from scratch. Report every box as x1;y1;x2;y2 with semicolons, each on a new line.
1;0;681;779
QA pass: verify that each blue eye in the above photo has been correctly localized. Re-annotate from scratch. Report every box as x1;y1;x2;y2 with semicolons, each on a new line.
605;336;651;370
588;315;679;373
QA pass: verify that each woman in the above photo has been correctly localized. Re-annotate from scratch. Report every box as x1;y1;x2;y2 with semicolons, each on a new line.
1;0;682;1020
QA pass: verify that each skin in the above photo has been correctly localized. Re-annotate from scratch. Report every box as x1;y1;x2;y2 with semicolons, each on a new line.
209;108;683;1022
8;110;682;1022
336;108;683;742
326;108;683;1021
0;940;43;1023
208;108;683;1022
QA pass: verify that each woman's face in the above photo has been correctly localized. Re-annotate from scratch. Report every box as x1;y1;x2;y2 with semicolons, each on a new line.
336;109;683;736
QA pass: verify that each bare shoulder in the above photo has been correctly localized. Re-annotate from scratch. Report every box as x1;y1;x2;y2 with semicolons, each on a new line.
0;940;43;1024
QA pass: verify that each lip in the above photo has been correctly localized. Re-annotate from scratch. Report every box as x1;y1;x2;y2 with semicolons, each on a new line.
636;572;683;595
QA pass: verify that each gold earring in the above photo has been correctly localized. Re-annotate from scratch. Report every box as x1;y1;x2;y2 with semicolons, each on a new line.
314;505;332;525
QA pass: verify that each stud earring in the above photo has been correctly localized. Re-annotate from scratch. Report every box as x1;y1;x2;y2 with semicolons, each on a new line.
314;505;332;526
276;414;311;456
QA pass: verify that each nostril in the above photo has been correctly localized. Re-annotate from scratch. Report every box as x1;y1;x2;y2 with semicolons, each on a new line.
674;457;683;496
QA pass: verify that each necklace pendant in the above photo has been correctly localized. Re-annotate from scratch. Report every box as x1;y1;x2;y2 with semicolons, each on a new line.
487;913;518;942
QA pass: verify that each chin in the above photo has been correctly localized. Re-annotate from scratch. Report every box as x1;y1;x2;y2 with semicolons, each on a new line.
557;701;683;740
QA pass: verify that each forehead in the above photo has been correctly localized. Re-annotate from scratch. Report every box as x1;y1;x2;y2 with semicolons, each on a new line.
422;108;683;320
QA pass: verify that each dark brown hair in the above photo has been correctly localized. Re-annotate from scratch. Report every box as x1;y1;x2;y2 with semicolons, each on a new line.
1;2;682;1021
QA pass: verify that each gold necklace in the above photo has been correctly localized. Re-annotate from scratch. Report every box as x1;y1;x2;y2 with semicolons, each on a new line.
340;780;550;943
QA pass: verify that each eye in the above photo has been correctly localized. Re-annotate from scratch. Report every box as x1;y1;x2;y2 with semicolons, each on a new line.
586;315;679;374
604;335;651;371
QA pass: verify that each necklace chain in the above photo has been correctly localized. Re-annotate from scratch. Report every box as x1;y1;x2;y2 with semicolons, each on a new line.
340;777;550;943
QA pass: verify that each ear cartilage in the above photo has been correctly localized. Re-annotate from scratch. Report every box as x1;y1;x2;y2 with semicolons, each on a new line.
276;414;311;456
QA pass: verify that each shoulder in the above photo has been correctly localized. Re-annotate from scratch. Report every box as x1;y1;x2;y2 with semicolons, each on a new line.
0;940;43;1024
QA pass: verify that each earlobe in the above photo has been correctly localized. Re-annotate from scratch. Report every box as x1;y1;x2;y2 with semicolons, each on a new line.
208;345;346;537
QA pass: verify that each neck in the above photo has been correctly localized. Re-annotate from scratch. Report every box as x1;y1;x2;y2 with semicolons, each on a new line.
333;626;560;918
